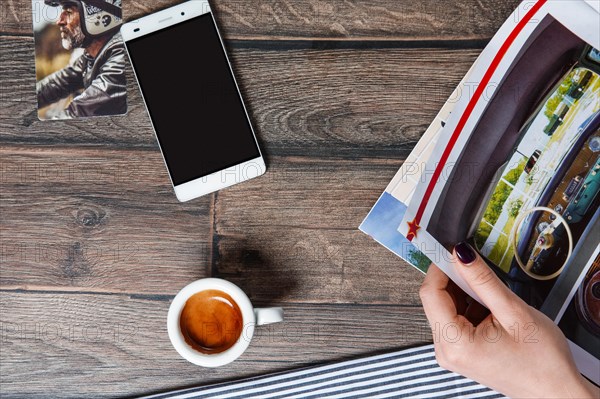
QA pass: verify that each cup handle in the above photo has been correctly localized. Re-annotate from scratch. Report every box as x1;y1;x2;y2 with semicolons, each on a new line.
254;307;284;326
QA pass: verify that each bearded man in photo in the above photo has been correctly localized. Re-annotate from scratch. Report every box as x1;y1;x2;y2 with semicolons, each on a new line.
36;0;126;118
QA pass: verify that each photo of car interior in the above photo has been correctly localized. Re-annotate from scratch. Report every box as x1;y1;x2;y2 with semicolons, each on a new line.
471;45;600;309
425;16;600;311
559;254;600;359
576;257;600;336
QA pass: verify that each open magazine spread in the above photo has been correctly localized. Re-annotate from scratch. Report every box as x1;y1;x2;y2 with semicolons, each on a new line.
360;0;600;384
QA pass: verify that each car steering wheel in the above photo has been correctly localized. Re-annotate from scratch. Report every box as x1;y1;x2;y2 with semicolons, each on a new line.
510;206;574;281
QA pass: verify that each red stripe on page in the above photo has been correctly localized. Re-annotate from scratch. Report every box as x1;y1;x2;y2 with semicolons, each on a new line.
407;0;547;241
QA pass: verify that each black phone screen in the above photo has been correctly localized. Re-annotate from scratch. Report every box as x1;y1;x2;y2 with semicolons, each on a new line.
126;13;261;186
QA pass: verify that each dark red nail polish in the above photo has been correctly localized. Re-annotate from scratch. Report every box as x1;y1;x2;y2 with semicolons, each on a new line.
455;242;477;265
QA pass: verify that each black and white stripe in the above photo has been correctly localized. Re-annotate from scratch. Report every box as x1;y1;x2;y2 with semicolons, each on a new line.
140;345;504;399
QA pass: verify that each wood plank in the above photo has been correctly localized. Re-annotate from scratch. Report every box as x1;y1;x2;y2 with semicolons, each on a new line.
0;37;480;156
0;292;431;398
214;156;426;306
3;0;522;40
0;146;213;294
1;146;425;304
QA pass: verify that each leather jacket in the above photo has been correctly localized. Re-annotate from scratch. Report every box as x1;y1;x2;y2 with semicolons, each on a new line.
37;33;127;119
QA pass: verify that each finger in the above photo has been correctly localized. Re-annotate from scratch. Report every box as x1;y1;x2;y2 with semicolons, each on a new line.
474;313;504;341
453;242;525;326
420;264;460;327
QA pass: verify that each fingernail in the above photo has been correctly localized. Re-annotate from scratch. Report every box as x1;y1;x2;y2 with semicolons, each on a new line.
455;242;477;265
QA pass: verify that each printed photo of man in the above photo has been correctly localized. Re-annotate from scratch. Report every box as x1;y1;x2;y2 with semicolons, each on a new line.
34;0;127;119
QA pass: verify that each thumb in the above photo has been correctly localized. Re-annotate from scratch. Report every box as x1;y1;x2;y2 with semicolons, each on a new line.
453;241;526;326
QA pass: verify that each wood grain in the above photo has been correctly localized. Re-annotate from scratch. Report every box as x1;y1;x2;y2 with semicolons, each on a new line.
0;146;214;294
2;0;522;41
213;156;426;306
0;146;425;303
0;292;430;398
0;37;480;156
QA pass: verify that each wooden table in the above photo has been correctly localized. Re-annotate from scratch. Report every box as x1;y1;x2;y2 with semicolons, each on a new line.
0;1;521;397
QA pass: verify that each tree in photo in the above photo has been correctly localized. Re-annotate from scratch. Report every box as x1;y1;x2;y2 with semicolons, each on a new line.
508;199;524;218
407;248;431;273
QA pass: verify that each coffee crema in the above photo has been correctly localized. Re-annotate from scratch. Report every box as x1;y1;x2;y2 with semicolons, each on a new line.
179;289;243;355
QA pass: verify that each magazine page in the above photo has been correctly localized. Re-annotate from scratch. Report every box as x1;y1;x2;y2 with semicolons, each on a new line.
359;78;461;273
359;60;484;273
557;249;600;381
393;0;599;383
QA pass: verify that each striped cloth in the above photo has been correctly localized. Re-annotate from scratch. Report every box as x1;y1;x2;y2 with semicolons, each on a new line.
140;345;505;399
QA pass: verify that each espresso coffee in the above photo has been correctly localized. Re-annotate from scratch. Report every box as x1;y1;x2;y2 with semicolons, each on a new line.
179;289;243;355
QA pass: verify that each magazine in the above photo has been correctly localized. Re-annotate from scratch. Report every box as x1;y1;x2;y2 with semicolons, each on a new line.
361;0;600;384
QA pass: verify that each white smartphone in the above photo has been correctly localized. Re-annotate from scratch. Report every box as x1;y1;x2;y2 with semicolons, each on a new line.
121;1;266;202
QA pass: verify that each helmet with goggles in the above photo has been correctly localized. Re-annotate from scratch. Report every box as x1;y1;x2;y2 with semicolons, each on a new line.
44;0;122;38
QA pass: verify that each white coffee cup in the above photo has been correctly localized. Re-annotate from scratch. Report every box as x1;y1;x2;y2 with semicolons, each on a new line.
167;278;284;367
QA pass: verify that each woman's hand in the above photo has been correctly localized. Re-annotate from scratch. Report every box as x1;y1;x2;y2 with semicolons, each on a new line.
419;242;599;399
